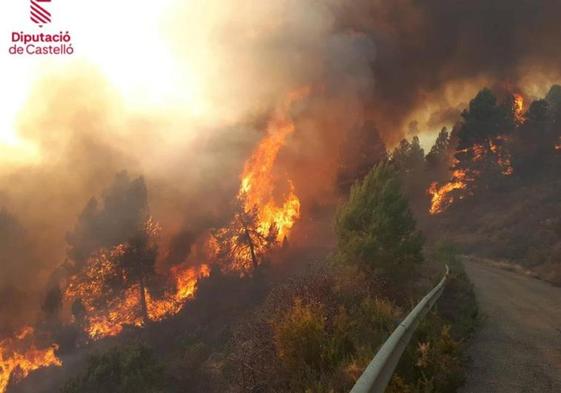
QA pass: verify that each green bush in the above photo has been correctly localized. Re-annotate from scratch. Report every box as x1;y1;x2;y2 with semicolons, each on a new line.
61;344;166;393
389;314;464;393
273;298;329;376
336;163;424;292
347;296;400;356
260;276;402;392
387;243;479;393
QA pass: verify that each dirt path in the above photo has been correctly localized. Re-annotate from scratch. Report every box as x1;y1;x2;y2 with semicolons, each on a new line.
461;259;561;392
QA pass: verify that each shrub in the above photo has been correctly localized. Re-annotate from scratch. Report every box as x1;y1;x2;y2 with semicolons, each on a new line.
273;298;329;376
60;344;166;393
336;163;424;292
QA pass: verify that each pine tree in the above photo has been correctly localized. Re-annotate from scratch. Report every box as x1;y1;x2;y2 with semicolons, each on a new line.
511;99;550;175
456;89;513;149
335;163;423;284
115;223;159;323
65;174;158;325
545;85;561;143
453;89;514;188
426;127;450;169
67;172;149;266
391;136;425;174
213;194;278;273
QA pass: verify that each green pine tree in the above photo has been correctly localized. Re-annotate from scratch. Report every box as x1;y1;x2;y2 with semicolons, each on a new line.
335;163;423;285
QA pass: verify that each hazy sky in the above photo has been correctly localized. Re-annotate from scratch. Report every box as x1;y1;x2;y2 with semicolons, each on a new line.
0;0;217;165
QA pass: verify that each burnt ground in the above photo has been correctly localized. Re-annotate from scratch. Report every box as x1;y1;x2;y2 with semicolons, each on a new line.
461;258;561;392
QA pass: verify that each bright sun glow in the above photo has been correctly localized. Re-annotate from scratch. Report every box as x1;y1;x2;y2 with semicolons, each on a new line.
0;0;205;164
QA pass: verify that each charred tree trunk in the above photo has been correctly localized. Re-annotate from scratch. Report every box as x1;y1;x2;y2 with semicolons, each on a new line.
138;259;149;324
241;219;259;270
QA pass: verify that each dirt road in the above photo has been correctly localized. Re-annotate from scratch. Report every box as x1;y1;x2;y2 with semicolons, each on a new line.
461;259;561;392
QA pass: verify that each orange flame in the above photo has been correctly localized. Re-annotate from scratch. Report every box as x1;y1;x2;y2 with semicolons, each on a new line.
64;85;312;340
513;93;525;124
240;86;310;240
428;134;514;215
147;264;210;321
490;137;513;175
65;242;210;340
0;327;61;393
428;170;468;215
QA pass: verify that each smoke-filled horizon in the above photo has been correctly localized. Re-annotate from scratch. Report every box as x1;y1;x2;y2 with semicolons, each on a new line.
1;0;561;330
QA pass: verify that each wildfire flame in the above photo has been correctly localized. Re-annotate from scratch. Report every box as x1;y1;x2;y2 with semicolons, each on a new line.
146;263;210;321
240;87;310;240
428;170;468;215
428;136;512;214
490;136;513;175
3;87;311;392
0;327;61;393
513;93;525;124
65;242;210;340
63;87;311;340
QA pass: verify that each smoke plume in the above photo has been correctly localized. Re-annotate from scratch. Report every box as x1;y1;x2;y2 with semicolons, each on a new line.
1;0;561;329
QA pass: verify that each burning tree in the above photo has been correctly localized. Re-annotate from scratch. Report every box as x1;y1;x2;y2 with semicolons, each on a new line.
65;216;210;340
114;220;160;323
428;89;516;214
65;174;156;336
511;99;550;176
453;89;514;186
66;171;149;265
63;173;212;340
209;88;310;274
65;219;160;337
509;85;561;176
236;87;310;243
212;194;278;273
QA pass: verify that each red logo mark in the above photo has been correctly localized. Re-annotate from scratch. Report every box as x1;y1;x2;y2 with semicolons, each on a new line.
30;0;52;27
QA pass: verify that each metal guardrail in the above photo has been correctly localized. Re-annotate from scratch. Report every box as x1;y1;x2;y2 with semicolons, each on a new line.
350;265;450;393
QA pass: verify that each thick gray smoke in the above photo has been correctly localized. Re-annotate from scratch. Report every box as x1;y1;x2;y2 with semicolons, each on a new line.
1;0;560;330
336;0;561;137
